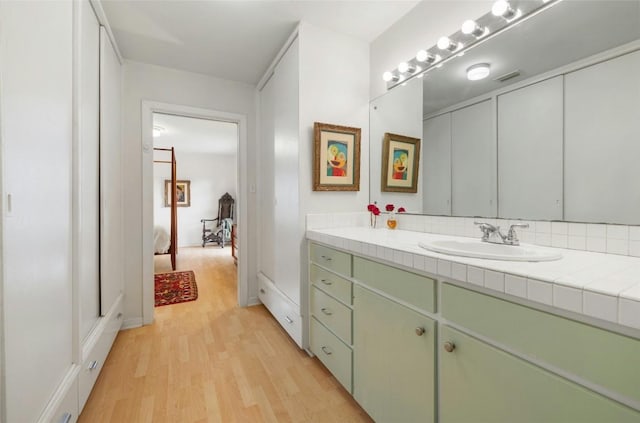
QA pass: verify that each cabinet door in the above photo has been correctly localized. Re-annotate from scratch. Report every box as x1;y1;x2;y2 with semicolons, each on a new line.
565;50;640;224
354;286;435;423
440;326;640;423
498;76;563;220
451;99;496;217
423;113;452;215
99;27;123;314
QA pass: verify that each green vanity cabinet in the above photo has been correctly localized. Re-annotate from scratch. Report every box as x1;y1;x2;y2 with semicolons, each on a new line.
353;285;436;423
440;325;640;423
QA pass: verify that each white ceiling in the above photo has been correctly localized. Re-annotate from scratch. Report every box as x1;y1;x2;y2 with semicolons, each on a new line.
152;113;238;155
101;0;419;84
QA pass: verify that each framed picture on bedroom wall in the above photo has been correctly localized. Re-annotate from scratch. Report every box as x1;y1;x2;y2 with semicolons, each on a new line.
381;132;420;193
313;122;361;191
164;179;191;207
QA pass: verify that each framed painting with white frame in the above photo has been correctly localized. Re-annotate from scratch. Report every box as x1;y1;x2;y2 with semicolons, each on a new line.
381;133;420;193
164;179;191;207
313;122;361;191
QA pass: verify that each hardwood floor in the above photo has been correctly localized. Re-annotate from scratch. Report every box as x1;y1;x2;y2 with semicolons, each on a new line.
79;246;371;422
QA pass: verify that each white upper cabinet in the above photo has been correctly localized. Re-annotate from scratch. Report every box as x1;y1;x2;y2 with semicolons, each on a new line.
0;2;74;421
498;76;564;221
565;50;640;224
451;100;496;217
423;113;452;216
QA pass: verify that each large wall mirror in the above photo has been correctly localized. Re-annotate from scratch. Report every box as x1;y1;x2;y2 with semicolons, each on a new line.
370;0;640;224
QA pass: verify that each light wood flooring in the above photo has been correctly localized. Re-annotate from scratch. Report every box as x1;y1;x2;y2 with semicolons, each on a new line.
78;246;371;422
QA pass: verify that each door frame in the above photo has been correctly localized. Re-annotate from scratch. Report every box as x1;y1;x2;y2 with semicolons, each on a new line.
141;101;249;325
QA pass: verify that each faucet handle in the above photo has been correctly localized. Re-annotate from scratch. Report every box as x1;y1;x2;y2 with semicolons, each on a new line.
507;223;529;245
474;221;497;241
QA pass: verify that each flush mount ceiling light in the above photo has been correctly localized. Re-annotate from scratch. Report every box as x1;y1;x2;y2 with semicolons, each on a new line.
467;63;491;81
492;0;518;20
153;125;166;137
437;36;461;52
461;19;488;38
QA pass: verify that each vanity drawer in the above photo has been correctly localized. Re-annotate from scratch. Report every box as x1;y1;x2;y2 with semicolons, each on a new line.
442;283;640;404
310;317;352;393
353;257;436;313
310;243;351;277
310;264;352;305
311;285;352;344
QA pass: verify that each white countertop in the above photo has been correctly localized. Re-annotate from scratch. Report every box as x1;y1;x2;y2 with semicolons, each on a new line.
306;226;640;331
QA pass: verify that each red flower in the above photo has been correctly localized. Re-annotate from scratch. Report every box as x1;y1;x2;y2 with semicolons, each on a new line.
398;207;406;213
367;204;375;212
372;207;381;216
385;204;395;212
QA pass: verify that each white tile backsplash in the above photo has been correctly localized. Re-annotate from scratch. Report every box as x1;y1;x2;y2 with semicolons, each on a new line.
607;225;629;240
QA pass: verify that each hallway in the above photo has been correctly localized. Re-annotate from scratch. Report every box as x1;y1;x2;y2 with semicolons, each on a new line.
79;247;370;422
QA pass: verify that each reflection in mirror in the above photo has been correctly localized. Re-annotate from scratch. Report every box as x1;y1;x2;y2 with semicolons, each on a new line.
370;0;640;224
369;77;422;213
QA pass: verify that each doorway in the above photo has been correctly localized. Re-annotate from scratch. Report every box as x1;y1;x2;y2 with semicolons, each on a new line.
141;101;249;325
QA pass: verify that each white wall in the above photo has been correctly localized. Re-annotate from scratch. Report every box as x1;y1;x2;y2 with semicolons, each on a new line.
154;152;236;247
298;22;370;215
122;61;256;322
370;1;492;99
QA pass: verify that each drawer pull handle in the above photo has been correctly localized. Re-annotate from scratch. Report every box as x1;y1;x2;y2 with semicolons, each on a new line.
321;346;333;355
320;279;333;285
285;316;293;324
260;288;266;294
415;327;425;336
321;255;333;262
116;312;123;319
321;308;333;316
88;360;98;371
444;341;456;353
59;412;72;423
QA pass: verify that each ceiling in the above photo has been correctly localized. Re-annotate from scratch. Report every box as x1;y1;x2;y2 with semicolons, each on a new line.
153;113;238;155
101;0;419;84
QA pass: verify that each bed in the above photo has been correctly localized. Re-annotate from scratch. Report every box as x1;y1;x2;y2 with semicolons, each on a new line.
154;226;171;254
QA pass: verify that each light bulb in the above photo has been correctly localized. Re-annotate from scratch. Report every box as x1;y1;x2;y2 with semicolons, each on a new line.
437;36;461;52
492;0;517;19
466;63;491;81
383;71;399;83
398;62;409;73
461;19;486;37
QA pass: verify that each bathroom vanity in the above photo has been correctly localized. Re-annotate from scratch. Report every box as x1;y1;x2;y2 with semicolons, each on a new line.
307;227;640;422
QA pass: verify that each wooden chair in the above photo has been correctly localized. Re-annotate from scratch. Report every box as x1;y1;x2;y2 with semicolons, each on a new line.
201;192;234;248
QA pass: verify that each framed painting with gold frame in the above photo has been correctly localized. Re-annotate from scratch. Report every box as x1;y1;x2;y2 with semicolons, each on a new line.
313;122;361;191
381;133;420;193
164;179;191;207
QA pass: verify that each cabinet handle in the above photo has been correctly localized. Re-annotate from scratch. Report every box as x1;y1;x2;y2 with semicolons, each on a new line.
88;360;98;371
415;327;425;336
444;341;456;353
284;316;293;324
59;412;72;423
321;346;333;355
116;312;123;319
321;307;333;316
260;288;266;294
320;279;333;285
321;255;333;262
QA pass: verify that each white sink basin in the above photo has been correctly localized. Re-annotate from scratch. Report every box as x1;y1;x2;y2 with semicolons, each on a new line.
418;239;562;262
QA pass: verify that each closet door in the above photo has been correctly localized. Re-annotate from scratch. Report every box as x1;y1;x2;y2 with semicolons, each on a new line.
77;0;101;338
0;2;74;421
423;113;452;215
451;100;496;217
100;28;124;314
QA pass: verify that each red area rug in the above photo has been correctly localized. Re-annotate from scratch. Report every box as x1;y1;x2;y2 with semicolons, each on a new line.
154;270;198;307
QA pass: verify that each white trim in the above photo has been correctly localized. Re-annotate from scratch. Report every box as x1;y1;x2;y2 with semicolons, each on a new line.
247;296;261;307
88;0;124;64
141;101;249;325
36;364;81;423
257;25;300;91
122;317;143;330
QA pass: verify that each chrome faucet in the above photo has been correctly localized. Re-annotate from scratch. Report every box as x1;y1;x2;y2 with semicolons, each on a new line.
474;222;529;246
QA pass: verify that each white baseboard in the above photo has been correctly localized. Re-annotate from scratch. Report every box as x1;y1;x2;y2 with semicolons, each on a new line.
122;317;143;330
247;295;261;306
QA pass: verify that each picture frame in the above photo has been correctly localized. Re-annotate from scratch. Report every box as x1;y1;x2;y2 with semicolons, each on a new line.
313;122;361;191
381;133;421;193
164;180;191;207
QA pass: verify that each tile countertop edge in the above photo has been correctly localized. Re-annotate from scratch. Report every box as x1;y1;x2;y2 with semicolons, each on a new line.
306;227;640;333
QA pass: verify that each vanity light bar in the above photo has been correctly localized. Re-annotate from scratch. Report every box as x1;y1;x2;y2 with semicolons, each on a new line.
383;0;563;89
